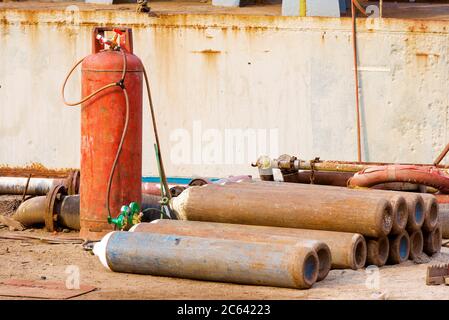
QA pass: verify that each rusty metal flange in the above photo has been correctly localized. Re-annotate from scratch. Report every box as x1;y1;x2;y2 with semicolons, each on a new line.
45;184;67;232
65;170;80;195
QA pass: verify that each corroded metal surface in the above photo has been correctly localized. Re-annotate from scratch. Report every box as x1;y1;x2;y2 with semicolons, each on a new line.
172;183;393;237
131;219;332;279
440;204;449;239
2;6;449;178
79;30;143;241
421;193;439;232
0;164;75;179
408;229;424;261
366;237;389;267
388;231;410;264
99;231;319;289
132;219;365;270
423;225;442;255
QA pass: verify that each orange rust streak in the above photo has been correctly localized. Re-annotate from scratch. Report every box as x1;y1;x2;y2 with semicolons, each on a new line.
0;163;76;178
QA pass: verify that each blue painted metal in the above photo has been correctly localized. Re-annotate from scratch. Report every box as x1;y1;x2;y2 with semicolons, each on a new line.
399;237;409;260
415;202;424;225
103;231;318;289
141;176;219;184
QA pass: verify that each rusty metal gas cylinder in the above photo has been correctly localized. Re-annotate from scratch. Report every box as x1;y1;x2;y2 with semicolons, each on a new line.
80;27;143;240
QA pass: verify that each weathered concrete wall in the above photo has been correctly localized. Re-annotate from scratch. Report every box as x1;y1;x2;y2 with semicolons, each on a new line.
0;9;448;178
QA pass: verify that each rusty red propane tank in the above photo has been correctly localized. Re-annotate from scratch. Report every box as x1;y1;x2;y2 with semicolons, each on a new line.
80;27;142;240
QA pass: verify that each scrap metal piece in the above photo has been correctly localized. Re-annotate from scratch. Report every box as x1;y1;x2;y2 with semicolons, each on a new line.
426;263;449;285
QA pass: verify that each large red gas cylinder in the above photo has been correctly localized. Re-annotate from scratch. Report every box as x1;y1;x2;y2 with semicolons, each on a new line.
80;27;142;240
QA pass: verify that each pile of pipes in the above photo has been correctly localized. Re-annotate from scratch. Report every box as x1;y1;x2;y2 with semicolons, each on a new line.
94;181;442;289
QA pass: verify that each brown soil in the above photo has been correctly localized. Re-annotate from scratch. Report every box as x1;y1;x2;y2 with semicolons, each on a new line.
0;226;448;300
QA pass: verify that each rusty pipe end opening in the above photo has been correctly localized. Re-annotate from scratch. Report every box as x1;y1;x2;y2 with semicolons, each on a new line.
424;201;439;231
406;197;425;231
414;201;425;227
395;199;408;231
377;237;390;266
409;230;423;260
302;252;319;287
379;201;393;236
398;233;410;262
315;245;331;281
353;235;367;269
388;231;410;264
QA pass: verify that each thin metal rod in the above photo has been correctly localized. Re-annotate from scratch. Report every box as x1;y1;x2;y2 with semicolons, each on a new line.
351;0;362;162
21;174;32;204
143;68;171;202
434;142;449;165
380;0;383;18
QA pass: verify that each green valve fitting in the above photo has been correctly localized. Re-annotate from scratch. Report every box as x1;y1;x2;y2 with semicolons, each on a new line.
108;202;142;231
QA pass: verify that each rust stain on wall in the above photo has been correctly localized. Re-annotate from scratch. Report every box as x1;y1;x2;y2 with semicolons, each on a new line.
191;49;221;54
0;163;77;178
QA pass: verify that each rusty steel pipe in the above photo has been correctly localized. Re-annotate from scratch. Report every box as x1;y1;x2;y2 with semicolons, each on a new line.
423;225;442;255
434;141;449;165
0;177;66;195
348;165;449;194
93;231;319;289
354;190;424;233
408;229;423;261
131;220;366;270
12;193;162;230
254;155;449;174
420;194;439;232
295;171;354;187
172;184;393;237
131;220;332;280
0;171;80;196
388;231;410;264
440;204;449;239
13;195;80;230
222;181;404;236
365;237;389;267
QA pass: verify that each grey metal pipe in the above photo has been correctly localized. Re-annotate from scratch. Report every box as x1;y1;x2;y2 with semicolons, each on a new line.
58;195;81;230
12;196;47;226
13;195;80;230
12;193;162;230
93;231;319;289
131;219;366;270
130;220;332;280
0;177;64;195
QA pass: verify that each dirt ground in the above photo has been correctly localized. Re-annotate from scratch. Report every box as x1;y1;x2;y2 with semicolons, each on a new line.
0;226;448;300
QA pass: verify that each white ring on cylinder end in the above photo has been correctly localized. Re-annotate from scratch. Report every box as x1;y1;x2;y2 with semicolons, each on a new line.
93;231;114;271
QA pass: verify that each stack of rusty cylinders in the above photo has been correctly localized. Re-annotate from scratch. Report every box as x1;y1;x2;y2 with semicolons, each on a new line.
169;180;442;270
